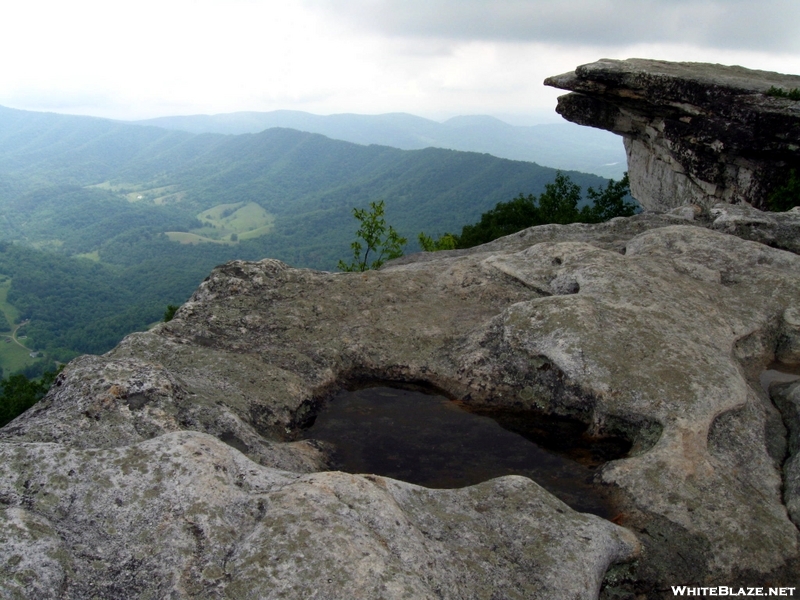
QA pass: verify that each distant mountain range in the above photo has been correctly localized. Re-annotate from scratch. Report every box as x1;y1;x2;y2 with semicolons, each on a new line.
0;104;616;367
133;110;627;179
0;105;612;258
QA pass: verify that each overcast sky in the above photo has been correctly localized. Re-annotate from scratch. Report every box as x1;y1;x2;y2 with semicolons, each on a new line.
2;0;800;123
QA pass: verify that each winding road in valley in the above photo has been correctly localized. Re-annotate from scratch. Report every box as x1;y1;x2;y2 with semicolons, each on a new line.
2;319;32;352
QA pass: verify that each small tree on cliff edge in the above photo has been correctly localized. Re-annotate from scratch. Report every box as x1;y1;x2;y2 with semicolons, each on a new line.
338;200;407;272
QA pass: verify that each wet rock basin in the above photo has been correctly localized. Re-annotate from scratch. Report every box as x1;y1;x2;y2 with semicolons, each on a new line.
302;383;631;519
761;363;800;394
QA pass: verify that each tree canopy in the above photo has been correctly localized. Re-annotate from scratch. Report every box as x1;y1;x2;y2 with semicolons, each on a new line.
0;367;62;427
422;172;637;250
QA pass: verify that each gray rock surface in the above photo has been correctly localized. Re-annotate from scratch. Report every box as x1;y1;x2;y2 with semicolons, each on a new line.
544;58;800;211
2;206;800;597
774;381;800;528
0;431;636;599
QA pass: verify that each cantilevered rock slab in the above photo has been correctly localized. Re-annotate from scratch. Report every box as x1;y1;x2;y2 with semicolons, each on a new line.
545;58;800;211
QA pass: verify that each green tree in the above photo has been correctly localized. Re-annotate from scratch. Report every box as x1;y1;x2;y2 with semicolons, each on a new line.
583;173;637;222
338;200;407;272
164;304;179;322
0;366;63;427
538;172;582;224
766;86;800;101
456;192;540;249
418;232;457;252
768;168;800;212
451;172;636;250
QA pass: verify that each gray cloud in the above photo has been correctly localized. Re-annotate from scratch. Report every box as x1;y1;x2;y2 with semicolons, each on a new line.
306;0;800;52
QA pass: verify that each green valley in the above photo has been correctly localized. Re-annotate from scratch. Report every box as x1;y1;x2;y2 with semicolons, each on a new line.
0;104;625;376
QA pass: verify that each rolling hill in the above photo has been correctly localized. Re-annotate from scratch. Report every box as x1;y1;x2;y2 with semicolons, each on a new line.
133;110;627;179
0;104;619;369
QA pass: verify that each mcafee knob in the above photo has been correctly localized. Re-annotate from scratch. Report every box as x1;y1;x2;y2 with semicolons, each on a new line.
545;58;800;212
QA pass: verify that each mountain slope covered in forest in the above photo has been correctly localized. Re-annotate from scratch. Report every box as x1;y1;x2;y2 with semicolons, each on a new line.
0;104;613;369
134;110;627;179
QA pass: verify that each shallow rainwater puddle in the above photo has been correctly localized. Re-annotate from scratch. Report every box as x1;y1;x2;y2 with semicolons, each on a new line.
302;385;629;519
760;362;800;395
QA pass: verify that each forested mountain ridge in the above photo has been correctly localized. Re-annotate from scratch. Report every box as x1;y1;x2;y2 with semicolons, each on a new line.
0;105;195;190
0;106;610;263
0;104;612;370
134;109;627;179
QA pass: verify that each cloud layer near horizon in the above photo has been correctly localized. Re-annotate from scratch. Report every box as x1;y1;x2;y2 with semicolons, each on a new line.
1;0;799;120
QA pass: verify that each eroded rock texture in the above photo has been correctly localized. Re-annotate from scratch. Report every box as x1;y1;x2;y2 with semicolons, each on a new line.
2;207;800;598
545;58;800;211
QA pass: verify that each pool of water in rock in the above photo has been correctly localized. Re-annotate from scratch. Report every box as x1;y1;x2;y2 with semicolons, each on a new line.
302;385;630;519
760;362;800;394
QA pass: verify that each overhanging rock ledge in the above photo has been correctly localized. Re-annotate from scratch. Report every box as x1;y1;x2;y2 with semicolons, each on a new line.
545;58;800;211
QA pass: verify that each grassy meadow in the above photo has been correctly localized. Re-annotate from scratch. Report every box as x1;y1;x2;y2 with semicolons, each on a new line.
166;202;275;244
0;278;38;374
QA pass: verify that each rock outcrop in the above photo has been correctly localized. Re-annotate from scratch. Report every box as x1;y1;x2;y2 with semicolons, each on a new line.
545;58;800;211
2;206;800;598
